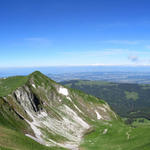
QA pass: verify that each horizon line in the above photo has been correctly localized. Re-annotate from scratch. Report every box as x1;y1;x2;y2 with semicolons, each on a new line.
1;64;150;68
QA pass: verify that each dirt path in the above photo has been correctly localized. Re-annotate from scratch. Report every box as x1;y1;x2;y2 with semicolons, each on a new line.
126;128;131;140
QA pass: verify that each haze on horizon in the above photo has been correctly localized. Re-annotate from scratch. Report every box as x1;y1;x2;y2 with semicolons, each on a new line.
0;0;150;67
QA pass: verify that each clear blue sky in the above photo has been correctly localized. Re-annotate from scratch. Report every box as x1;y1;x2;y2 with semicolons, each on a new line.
0;0;150;67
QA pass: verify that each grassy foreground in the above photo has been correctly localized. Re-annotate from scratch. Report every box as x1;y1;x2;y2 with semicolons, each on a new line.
1;120;150;150
80;120;150;150
0;125;65;150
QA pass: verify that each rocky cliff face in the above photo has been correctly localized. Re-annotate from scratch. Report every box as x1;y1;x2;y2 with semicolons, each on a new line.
0;71;118;149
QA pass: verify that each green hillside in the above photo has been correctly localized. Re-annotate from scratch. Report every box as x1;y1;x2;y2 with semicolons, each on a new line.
0;76;28;97
61;80;150;120
81;120;150;150
0;72;150;150
0;125;64;150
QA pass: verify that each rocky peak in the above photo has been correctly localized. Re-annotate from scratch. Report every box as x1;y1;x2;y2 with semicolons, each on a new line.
0;71;118;150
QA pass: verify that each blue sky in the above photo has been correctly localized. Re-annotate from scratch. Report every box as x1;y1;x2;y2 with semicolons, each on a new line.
0;0;150;67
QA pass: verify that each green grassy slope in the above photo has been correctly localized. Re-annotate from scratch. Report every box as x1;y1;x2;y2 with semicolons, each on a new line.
1;119;150;150
0;125;65;150
80;120;150;150
0;76;28;97
61;80;150;119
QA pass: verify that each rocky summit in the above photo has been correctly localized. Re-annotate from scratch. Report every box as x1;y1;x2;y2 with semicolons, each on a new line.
0;71;117;150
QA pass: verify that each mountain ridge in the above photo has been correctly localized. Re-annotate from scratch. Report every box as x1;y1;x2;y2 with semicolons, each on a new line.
0;71;117;150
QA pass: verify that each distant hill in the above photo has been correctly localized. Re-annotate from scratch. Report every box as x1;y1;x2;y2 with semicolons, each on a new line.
61;80;150;120
47;71;150;83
